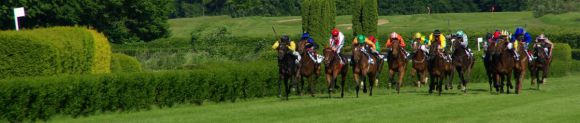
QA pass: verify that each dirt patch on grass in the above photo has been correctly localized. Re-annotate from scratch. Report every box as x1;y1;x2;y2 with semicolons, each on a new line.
275;19;301;23
378;19;389;25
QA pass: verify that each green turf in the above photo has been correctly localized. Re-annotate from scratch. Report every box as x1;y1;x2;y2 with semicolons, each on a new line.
47;73;580;123
168;12;579;39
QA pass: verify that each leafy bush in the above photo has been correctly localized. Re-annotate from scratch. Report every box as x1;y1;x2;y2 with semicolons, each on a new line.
89;29;112;74
0;27;111;79
0;61;278;122
111;53;143;73
549;43;572;77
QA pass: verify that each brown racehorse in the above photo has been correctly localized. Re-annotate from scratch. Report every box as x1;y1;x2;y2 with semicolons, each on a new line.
451;36;475;93
297;40;321;97
412;44;428;88
387;38;407;94
490;36;516;94
352;45;379;97
323;47;349;98
513;41;529;94
276;41;299;100
529;42;551;90
428;40;454;95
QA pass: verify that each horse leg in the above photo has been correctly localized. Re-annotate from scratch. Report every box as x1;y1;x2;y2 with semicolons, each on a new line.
438;77;443;96
429;74;435;94
354;72;361;97
308;76;316;97
278;76;283;98
506;74;512;94
458;70;467;93
283;78;290;100
341;73;346;98
389;70;395;91
362;76;368;93
369;74;375;96
398;69;406;94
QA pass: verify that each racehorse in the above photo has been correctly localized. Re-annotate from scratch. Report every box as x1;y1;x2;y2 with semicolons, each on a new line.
276;41;299;100
529;42;551;90
513;41;529;94
411;44;428;88
490;36;516;94
451;36;475;93
483;40;497;92
323;47;349;98
297;40;321;97
428;40;454;95
352;45;380;97
387;38;407;94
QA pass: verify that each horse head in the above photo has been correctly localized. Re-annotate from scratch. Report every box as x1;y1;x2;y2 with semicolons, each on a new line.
323;46;335;65
277;41;290;61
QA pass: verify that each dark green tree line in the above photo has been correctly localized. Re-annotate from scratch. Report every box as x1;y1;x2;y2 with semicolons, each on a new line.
0;0;172;43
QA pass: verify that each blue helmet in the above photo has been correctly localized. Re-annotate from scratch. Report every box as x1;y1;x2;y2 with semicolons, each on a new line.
307;38;314;44
514;27;524;36
302;33;310;40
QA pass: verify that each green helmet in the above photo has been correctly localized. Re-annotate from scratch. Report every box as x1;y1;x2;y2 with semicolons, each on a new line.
357;34;365;44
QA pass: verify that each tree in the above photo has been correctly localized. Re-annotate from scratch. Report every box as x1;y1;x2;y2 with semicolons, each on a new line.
353;0;378;37
301;0;336;46
0;0;172;43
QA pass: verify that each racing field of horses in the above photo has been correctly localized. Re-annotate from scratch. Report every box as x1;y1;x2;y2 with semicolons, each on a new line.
1;1;579;122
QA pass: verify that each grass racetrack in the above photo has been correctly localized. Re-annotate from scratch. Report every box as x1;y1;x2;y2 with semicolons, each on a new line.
48;73;580;123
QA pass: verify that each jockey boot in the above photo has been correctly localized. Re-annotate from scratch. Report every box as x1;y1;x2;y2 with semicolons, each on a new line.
513;50;520;61
293;51;301;64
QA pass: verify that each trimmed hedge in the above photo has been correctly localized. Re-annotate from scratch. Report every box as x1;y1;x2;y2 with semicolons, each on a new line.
0;61;278;122
111;53;143;73
549;43;572;77
89;29;113;74
0;27;112;79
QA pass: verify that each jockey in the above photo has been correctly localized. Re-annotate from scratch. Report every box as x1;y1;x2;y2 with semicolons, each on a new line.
329;28;344;64
386;32;409;59
352;34;380;64
410;32;429;59
428;30;450;62
535;33;554;59
455;30;473;58
509;27;532;61
302;32;323;64
272;35;301;63
492;29;502;42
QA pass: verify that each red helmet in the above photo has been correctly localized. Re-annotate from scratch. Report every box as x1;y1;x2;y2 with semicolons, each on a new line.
493;31;501;39
331;28;339;37
369;36;377;43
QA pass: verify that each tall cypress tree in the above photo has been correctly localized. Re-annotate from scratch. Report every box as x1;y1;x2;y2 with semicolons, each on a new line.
301;0;336;47
353;0;378;37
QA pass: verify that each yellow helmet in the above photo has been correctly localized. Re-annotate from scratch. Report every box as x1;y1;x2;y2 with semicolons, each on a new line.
414;32;422;39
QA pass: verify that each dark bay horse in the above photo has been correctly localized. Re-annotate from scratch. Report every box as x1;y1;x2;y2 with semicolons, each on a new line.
352;45;379;97
276;41;299;100
451;36;474;93
323;47;349;98
483;41;496;92
428;41;454;95
412;45;428;88
513;41;529;94
297;40;321;97
529;42;551;90
490;37;515;94
387;38;407;94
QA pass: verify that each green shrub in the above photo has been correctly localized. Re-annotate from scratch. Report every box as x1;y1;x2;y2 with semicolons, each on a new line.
549;43;572;77
89;30;113;74
111;53;143;73
0;61;278;122
0;27;112;79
